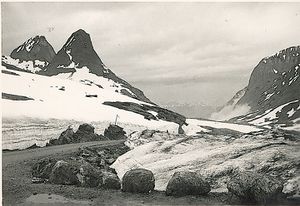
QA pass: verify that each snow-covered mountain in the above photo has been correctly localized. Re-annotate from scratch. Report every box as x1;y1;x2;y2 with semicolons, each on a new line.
2;35;56;73
2;29;187;139
40;29;152;104
212;46;300;130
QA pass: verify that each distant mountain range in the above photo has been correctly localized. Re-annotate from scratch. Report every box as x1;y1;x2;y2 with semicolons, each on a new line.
213;46;300;130
161;102;216;119
2;29;299;132
2;29;186;133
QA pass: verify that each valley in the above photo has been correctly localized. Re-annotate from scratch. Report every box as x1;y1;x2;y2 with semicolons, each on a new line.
1;17;300;206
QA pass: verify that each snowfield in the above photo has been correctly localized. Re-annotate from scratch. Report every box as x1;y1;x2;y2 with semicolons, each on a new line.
2;65;180;149
182;118;261;135
111;130;300;194
1;66;177;129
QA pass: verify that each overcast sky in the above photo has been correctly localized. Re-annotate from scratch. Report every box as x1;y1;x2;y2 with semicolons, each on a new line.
2;2;300;106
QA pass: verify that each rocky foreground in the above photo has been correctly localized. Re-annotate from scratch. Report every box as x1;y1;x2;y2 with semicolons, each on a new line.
112;129;300;202
3;123;300;205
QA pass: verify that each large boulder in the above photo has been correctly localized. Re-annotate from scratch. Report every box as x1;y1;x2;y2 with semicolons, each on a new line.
122;168;155;193
104;124;126;140
73;123;105;142
32;157;57;179
77;161;102;187
227;171;284;203
165;171;211;196
49;160;79;185
78;123;95;134
48;126;74;145
100;171;121;189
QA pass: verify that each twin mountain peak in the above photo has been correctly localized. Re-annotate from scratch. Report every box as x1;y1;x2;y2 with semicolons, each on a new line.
6;29;152;104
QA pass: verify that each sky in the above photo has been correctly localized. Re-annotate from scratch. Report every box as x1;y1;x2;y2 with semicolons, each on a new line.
2;2;300;106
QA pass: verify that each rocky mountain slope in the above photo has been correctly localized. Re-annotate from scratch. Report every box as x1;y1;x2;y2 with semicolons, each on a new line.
213;46;300;130
40;29;152;104
2;29;186;140
2;35;56;73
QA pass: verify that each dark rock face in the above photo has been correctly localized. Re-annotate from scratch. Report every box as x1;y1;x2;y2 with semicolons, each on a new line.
49;160;80;185
166;171;211;197
77;123;95;133
32;157;57;179
73;123;104;143
221;46;300;126
10;35;55;63
2;92;34;101
227;171;283;203
100;171;121;189
48;126;74;145
103;101;187;129
122;168;155;193
104;124;126;140
237;46;300;111
42;29;106;76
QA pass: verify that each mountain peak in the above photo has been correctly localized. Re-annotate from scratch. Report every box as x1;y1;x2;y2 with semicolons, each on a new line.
10;35;56;63
41;30;153;104
73;29;89;35
43;29;106;77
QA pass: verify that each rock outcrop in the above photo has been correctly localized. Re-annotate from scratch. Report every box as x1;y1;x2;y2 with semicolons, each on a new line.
10;35;56;63
73;123;105;143
47;123;106;146
166;171;211;196
104;124;126;140
122;168;155;193
103;101;187;129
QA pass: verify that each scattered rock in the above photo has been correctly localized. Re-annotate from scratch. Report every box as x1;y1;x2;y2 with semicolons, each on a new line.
122;168;155;193
49;160;79;185
104;124;126;140
100;171;121;190
227;171;283;203
165;171;211;196
32;157;57;179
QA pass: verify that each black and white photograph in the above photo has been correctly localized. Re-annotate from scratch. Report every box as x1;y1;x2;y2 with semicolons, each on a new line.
1;2;300;205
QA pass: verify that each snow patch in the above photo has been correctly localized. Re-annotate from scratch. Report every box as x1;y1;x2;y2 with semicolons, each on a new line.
183;119;261;135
